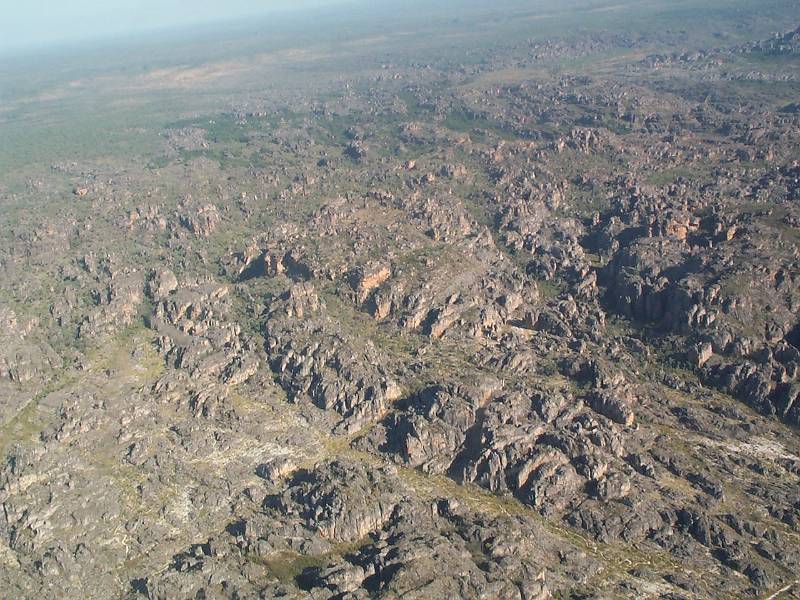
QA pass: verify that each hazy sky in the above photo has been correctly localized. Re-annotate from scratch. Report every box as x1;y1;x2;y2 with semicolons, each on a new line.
0;0;347;54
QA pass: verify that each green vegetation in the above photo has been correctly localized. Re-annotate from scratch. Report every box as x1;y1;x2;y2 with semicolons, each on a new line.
0;1;798;597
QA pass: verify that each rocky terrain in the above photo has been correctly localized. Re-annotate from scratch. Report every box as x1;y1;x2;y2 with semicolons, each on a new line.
1;0;799;598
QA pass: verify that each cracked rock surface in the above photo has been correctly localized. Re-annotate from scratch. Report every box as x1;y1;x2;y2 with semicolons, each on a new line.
2;2;800;599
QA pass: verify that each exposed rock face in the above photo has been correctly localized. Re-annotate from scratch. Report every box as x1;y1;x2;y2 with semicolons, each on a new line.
78;267;144;339
707;358;800;426
3;8;800;600
0;308;60;385
221;238;316;282
359;376;639;519
146;268;178;301
264;283;401;433
127;205;167;232
147;460;576;599
148;279;260;416
588;384;636;427
350;263;391;303
268;460;403;543
688;341;713;367
178;201;220;237
601;238;716;333
283;281;322;318
740;25;800;56
363;380;502;473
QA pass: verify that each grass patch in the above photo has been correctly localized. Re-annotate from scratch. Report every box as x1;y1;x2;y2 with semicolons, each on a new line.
251;540;364;585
